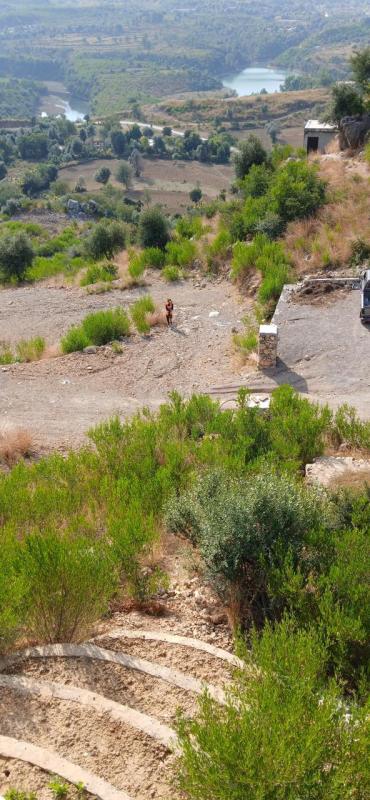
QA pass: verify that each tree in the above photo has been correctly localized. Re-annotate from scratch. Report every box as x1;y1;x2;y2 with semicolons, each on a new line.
351;47;370;96
0;233;34;282
116;161;133;189
189;186;202;203
162;126;172;137
17;132;49;161
75;176;86;193
86;220;126;260
95;166;111;185
138;206;169;249
330;84;364;124
111;129;127;156
21;164;58;197
0;161;7;181
269;161;326;224
79;127;87;142
129;148;142;177
234;135;267;179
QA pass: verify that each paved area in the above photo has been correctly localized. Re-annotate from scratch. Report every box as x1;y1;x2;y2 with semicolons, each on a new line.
237;287;370;419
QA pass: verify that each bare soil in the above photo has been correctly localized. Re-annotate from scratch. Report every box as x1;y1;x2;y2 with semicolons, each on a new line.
0;272;251;451
59;158;233;211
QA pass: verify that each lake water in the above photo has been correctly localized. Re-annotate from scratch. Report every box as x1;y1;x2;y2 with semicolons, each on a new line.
39;93;89;122
222;66;287;96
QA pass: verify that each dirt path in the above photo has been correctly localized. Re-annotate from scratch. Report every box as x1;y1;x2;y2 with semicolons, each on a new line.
0;273;251;450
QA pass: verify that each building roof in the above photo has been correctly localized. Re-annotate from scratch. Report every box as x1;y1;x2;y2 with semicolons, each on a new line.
304;119;337;132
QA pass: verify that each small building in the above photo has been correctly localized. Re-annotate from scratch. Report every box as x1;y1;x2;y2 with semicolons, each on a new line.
304;119;337;154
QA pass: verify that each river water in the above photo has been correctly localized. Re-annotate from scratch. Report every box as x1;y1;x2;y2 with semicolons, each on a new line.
38;85;89;121
222;65;287;96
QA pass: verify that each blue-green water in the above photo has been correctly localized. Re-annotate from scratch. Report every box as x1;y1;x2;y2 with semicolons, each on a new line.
222;66;287;96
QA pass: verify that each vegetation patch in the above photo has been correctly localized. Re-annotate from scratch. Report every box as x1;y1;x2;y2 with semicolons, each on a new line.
61;307;130;353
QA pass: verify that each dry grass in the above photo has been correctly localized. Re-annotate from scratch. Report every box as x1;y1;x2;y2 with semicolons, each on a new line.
285;159;370;275
0;424;33;465
147;310;167;327
328;469;370;491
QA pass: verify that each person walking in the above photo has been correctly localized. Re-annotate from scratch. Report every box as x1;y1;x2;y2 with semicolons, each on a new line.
165;298;174;326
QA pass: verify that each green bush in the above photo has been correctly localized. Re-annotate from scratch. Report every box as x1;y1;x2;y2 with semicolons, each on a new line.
128;250;146;280
0;232;34;283
61;325;89;353
166;238;196;268
234;135;268;180
86;220;126;260
141;247;166;269
82;308;130;346
163;265;181;282
176;618;368;800
166;468;325;621
80;262;118;286
0;536;24;652
138;206;169;249
27;254;87;282
130;295;155;334
176;216;205;239
22;530;118;642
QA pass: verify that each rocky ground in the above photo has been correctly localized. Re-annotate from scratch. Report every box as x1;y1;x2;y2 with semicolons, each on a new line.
0;272;252;451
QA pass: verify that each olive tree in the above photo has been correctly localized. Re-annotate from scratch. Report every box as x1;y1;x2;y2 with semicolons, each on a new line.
0;233;34;282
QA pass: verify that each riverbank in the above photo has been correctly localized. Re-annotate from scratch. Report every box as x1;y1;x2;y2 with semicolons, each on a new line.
38;81;89;122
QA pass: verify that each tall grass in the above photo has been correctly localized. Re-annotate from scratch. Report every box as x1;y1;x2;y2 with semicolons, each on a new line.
61;308;130;353
130;295;155;334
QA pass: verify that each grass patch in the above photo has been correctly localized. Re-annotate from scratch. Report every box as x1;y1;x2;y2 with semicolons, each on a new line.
61;308;130;353
0;337;45;364
162;265;181;282
130;296;156;334
80;262;118;286
16;336;45;363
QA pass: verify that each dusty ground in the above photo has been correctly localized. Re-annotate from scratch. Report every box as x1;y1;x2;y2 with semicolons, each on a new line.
0;272;250;450
59;158;232;211
0;534;233;800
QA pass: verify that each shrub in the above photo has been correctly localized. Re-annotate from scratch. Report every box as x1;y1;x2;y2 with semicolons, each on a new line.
130;295;155;334
166;238;196;268
86;220;126;260
0;535;24;652
176;216;205;239
234;135;268;179
166;468;325;622
95;166;111;185
141;247;166;269
22;530;118;642
81;307;130;346
176;618;368;800
138;206;169;249
163;265;180;282
269;161;326;224
332;403;370;450
0;232;34;283
61;325;89;354
116;161;133;189
350;238;370;266
189;187;202;203
80;262;118;286
0;425;33;465
329;83;364;124
16;336;45;363
128;250;146;280
269;385;332;470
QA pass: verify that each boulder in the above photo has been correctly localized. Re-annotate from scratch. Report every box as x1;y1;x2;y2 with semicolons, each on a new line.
67;198;80;215
339;114;370;150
